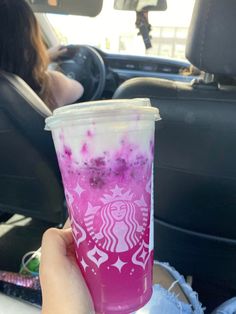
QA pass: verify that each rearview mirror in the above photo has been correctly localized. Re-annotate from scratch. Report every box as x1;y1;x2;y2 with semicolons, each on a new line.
114;0;167;12
27;0;103;17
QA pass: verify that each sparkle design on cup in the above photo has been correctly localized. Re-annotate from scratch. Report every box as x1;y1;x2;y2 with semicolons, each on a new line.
80;257;89;271
145;178;152;194
65;188;74;205
111;257;127;272
87;246;109;268
84;185;147;254
132;241;150;269
74;183;85;197
70;214;87;247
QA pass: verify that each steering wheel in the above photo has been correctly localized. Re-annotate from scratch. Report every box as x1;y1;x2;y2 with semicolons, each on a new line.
56;45;106;101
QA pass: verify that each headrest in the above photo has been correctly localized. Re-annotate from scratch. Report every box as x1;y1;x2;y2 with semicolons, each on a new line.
186;0;236;76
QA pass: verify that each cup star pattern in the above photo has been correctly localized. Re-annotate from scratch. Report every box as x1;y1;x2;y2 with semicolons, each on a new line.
132;241;150;269
87;245;108;268
111;257;127;272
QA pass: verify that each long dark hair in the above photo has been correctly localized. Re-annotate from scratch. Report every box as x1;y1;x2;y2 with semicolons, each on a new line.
0;0;53;107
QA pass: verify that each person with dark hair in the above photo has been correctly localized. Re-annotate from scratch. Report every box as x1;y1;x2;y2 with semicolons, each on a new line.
0;0;84;111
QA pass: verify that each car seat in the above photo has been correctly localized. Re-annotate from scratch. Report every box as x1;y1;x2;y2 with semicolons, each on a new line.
113;0;236;287
0;71;65;223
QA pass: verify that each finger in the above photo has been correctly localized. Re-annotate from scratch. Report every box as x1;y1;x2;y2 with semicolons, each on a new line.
58;48;67;56
40;228;74;283
63;218;71;229
41;228;73;262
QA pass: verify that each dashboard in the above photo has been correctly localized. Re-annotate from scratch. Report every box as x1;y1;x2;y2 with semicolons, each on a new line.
56;45;199;100
96;49;198;98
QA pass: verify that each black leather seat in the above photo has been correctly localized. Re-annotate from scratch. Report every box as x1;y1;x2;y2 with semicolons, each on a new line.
113;0;236;287
0;71;65;223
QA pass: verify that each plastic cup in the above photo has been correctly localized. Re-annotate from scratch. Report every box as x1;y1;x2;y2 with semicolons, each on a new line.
45;98;160;314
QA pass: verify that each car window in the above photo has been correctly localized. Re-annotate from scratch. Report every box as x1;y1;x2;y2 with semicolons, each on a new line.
46;0;195;60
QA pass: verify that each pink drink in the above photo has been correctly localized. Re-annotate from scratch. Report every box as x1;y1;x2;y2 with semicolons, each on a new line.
45;99;160;314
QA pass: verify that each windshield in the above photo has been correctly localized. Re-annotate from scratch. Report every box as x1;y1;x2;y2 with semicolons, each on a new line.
46;0;195;60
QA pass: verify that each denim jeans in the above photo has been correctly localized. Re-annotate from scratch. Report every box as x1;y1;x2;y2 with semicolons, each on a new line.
133;261;204;314
134;261;236;314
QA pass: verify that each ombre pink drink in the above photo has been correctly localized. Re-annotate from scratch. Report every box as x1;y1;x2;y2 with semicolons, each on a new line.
45;99;160;314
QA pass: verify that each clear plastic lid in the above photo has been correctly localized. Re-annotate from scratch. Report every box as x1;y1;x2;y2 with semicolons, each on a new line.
45;98;161;130
54;98;152;114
